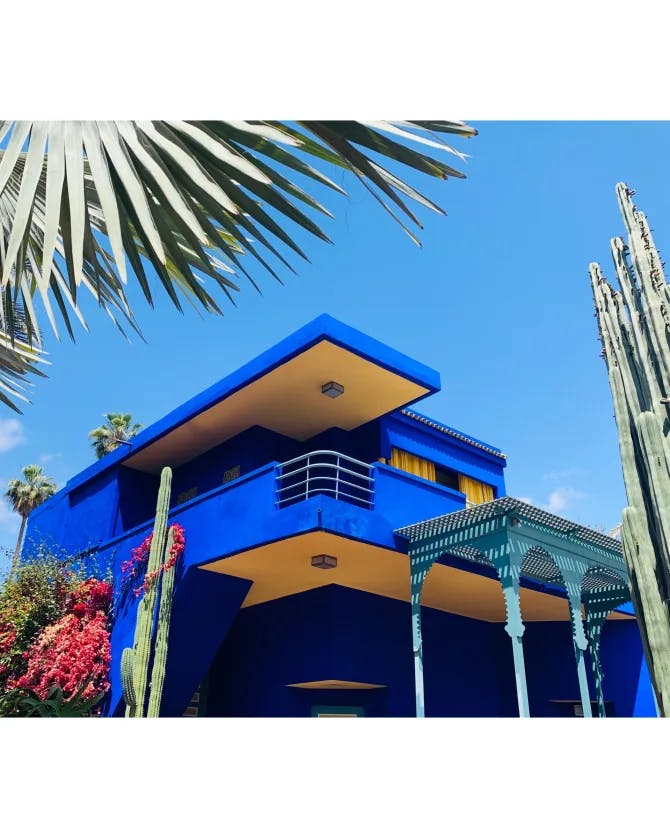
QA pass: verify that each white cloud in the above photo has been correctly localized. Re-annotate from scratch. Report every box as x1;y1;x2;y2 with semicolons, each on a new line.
516;496;534;505
39;452;62;464
0;418;25;454
543;487;586;515
542;467;583;482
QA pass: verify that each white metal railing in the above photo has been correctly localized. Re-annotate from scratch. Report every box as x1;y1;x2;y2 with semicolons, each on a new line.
276;450;375;509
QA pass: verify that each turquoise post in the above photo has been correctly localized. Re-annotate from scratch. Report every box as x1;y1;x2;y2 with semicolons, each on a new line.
567;593;592;718
411;600;425;718
583;584;631;718
500;583;530;717
409;559;431;718
586;620;606;718
494;551;530;717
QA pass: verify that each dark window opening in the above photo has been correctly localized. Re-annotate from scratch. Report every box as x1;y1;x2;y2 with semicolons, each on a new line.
434;465;460;491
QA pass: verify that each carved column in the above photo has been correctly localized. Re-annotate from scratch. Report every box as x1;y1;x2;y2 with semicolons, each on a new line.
583;584;630;717
493;549;530;717
409;560;432;718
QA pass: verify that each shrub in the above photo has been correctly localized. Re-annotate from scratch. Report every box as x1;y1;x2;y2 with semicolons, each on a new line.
0;546;113;715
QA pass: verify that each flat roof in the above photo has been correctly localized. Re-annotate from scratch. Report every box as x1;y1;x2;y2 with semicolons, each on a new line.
66;314;441;488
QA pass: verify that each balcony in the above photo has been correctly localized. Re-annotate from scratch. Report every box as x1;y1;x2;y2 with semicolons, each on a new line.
276;450;375;510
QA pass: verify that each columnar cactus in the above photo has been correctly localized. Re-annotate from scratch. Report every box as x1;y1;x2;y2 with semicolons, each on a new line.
590;183;670;716
122;466;180;718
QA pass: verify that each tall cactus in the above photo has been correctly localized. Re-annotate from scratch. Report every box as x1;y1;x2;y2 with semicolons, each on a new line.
122;466;181;718
590;183;670;716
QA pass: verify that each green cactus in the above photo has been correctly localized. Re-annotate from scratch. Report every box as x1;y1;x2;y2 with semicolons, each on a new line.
147;526;176;717
590;182;670;716
121;466;181;718
121;647;137;715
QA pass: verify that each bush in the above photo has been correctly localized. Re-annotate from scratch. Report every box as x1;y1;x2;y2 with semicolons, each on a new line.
0;546;112;715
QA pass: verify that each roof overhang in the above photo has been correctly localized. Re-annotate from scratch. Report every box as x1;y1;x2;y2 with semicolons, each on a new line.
199;531;629;621
111;314;439;476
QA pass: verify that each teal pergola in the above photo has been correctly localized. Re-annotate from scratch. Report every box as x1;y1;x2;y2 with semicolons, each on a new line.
395;497;631;718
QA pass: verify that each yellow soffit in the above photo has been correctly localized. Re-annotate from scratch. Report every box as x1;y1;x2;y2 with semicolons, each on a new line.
124;340;429;474
200;531;633;622
287;680;386;690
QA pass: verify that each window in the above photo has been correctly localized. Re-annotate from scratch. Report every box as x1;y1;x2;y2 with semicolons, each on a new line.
176;486;198;505
435;464;460;490
390;447;495;506
223;465;241;484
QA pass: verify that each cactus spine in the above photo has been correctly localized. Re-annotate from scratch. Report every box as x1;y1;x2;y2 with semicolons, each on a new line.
122;466;180;717
590;183;670;716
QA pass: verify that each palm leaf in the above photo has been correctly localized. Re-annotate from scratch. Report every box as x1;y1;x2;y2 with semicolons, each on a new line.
0;119;476;406
0;302;47;413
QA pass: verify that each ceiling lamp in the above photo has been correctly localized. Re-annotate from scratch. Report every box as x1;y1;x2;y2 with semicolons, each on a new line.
321;381;344;398
311;554;337;570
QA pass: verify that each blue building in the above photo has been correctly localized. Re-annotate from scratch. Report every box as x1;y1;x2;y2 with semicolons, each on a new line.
25;315;655;717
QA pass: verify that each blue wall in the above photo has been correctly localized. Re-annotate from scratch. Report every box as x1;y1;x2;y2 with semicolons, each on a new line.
170;425;301;503
381;412;507;497
521;617;646;717
206;586;518;717
24;408;506;561
205;587;648;718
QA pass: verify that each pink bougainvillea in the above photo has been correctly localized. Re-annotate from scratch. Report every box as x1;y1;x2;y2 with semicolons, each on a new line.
10;611;111;701
121;523;186;596
65;578;113;619
1;556;114;711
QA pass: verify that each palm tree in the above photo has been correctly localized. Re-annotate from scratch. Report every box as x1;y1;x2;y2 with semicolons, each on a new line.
0;121;477;410
89;413;142;459
5;465;57;578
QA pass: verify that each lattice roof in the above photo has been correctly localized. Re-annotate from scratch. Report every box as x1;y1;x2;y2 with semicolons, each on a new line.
396;496;622;555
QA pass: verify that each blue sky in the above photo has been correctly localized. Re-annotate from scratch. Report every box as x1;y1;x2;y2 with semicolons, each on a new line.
3;121;670;569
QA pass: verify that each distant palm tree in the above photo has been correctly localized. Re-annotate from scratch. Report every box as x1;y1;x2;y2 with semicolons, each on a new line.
89;413;142;459
5;465;57;578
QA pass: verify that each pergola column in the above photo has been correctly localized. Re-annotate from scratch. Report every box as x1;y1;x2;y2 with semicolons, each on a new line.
567;591;592;718
494;556;530;717
409;561;431;718
585;617;606;718
398;499;632;722
583;585;630;718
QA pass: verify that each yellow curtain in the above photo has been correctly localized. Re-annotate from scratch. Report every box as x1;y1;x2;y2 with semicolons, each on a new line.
390;448;436;482
458;475;494;506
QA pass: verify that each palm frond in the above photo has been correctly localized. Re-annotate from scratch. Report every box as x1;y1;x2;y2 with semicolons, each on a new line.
0;119;477;406
0;302;47;413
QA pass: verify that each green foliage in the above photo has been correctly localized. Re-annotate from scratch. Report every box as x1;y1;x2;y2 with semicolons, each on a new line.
0;543;112;696
0;120;476;411
5;465;57;519
88;413;142;459
0;302;46;413
5;465;58;579
0;681;105;717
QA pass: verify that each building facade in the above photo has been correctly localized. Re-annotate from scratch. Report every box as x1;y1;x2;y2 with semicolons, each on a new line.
25;315;655;717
